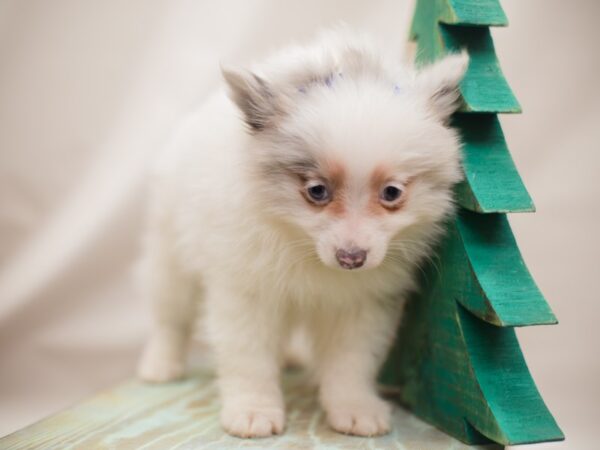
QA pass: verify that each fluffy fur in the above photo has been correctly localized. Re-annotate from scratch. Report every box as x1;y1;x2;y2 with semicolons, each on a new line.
137;29;467;438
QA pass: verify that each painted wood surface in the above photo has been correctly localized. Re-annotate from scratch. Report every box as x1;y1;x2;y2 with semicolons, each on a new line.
380;214;563;445
411;0;520;113
455;212;556;326
378;0;564;446
453;114;534;213
0;370;500;450
412;0;529;213
441;25;520;114
410;0;508;29
441;0;508;26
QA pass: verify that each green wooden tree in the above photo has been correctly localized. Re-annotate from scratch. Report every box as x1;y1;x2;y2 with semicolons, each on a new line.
381;0;564;446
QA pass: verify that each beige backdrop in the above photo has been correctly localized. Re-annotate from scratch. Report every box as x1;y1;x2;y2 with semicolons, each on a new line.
0;1;598;448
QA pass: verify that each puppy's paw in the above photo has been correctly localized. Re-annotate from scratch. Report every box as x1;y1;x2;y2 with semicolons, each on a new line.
221;406;285;438
325;396;391;437
137;344;185;383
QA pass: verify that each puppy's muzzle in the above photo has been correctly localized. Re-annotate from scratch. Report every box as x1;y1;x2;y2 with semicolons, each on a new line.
335;247;367;270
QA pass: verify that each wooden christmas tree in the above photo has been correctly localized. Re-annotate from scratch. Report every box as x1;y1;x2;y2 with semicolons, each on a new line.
381;0;565;446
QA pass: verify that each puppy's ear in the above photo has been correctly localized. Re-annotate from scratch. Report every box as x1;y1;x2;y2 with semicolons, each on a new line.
222;66;280;132
414;51;469;121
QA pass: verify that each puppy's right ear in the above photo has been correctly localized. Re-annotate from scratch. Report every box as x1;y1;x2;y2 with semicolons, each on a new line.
222;66;279;132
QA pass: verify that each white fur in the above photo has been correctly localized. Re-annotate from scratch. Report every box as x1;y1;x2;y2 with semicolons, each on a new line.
137;29;467;438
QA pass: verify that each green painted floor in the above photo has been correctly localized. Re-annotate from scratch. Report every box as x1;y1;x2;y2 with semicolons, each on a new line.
0;370;499;449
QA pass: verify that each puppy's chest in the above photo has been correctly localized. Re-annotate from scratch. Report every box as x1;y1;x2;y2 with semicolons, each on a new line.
260;260;401;306
208;234;410;304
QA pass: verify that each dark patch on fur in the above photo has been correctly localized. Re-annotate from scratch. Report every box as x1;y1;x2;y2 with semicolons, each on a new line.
222;69;283;132
260;153;320;181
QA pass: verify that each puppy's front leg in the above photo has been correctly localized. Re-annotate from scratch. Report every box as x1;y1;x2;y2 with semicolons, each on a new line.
315;302;402;437
205;285;285;438
137;240;196;383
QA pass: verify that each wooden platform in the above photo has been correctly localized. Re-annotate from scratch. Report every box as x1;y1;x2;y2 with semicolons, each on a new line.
0;370;500;449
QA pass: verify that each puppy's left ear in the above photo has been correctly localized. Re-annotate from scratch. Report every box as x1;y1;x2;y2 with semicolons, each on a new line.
414;51;469;121
222;66;281;132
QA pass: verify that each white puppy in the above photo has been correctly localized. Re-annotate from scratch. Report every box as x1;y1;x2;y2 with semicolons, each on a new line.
137;30;467;438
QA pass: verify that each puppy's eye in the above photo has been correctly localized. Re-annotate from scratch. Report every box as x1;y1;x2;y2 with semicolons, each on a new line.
380;184;403;208
305;182;331;205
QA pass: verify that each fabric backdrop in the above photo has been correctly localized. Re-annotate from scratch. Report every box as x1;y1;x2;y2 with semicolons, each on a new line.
1;1;598;448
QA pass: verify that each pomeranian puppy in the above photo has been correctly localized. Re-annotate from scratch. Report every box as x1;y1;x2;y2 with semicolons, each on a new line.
137;29;467;438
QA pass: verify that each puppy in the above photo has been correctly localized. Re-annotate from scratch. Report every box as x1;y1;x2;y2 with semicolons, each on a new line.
137;29;467;438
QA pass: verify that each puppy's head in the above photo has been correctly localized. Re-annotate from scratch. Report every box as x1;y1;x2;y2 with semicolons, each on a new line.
223;52;468;271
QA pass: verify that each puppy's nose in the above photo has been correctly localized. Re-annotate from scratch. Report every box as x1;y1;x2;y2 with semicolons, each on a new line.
335;247;367;270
